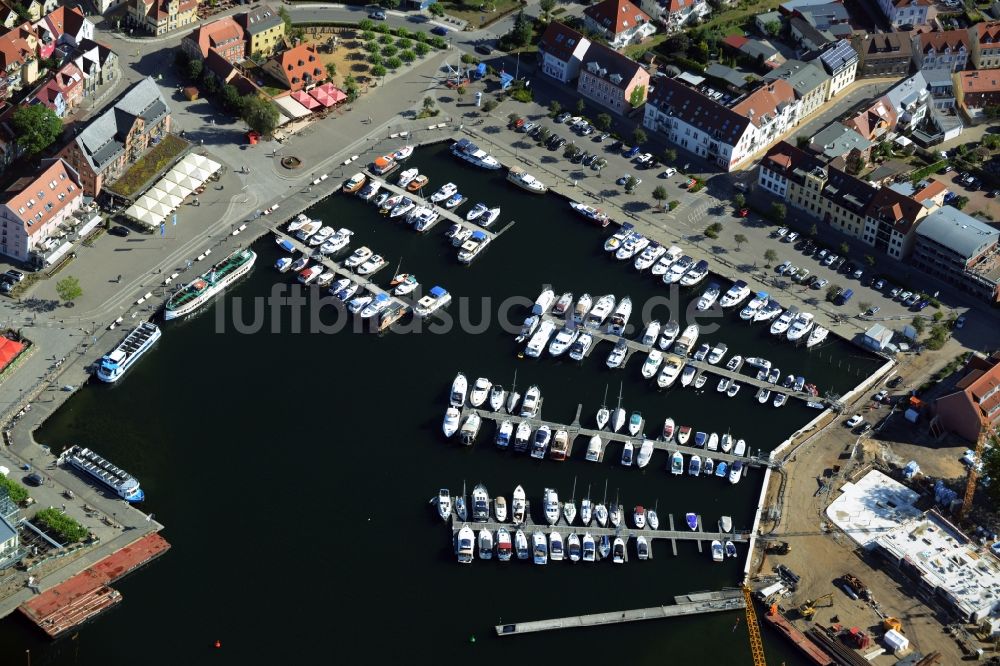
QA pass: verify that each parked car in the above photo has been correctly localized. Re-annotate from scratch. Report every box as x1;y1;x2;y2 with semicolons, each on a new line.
915;300;929;311
528;125;543;137
904;292;921;306
555;112;572;123
475;43;493;55
822;253;836;266
431;26;449;36
775;227;788;238
812;278;828;290
873;278;885;290
616;174;632;186
888;376;903;388
596;132;610;142
635;152;653;165
624;145;642;158
776;260;791;274
830;256;845;270
4;269;25;282
785;266;799;279
785;231;799;243
897;290;911;301
553;137;567;149
369;9;386;19
846;414;863;427
737;208;749;217
662;167;677;178
579;125;594;136
865;306;880;316
889;287;901;298
610;139;623;150
852;268;864;279
591;158;607;171
955;314;967;329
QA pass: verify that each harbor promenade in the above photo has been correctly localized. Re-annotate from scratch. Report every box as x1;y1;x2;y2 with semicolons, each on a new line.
496;589;745;635
459;403;777;469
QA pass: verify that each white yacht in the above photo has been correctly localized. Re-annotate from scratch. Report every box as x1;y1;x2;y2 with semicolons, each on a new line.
530;427;550;459
466;202;488;221
641;349;663;379
680;364;697;387
480;207;501;228
568;333;593;361
472;484;490;521
489;385;506;412
430;182;458;203
525;320;558;357
478;529;494;560
469;377;492;407
807;326;829;348
452;139;501;169
553;292;574;316
636;439;654;468
615;234;649;260
605;339;627;369
515;529;529;560
754;300;783;323
532;532;548;565
549;532;564;562
495;419;513;448
414;286;452;318
740;291;769;320
657;354;684;388
456;525;474;564
641;320;661;346
411;207;441;232
496;527;513;561
572;293;593;324
494;496;508;522
319;228;354;254
442;407;460;437
658;320;680;350
673;325;700;355
787;312;815;343
356;254;387;276
582;533;596;562
608;297;632;335
532;288;556;315
359;293;391;319
437;489;452;521
544;488;560;525
344;246;373;269
460;413;481;445
679;259;709;287
650;245;683;275
512;485;526;524
308;225;335;247
586;294;616;328
585;435;602;462
664;255;694;284
770;307;798;335
397;168;419;187
450;372;467;407
634;242;665;271
707;343;727;365
389;198;416;219
520;385;541;418
604;223;633;252
548;327;579;357
507;167;547;193
696;282;721;311
719;280;750;308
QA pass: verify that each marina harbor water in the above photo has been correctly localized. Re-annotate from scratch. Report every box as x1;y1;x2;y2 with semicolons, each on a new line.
5;142;882;665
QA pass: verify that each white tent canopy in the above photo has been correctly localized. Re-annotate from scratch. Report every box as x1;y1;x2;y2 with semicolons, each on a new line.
124;204;163;227
163;170;199;191
150;187;183;208
124;151;225;228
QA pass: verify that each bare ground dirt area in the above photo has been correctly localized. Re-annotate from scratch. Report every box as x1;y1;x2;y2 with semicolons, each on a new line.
750;348;997;664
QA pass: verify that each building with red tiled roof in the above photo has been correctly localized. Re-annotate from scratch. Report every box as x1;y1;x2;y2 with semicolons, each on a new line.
912;29;969;72
955;69;1000;116
583;0;655;50
128;0;198;36
861;185;928;259
0;22;40;101
934;354;1000;441
261;43;324;92
29;61;84;117
842;97;897;141
33;6;92;59
877;0;933;29
181;17;246;65
971;21;1000;70
537;22;591;83
0;158;82;262
576;41;649;114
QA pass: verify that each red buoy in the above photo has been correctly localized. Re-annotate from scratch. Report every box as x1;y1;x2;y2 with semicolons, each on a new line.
214;640;221;649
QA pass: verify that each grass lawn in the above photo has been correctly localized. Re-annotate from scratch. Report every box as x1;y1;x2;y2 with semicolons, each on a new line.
699;0;781;33
441;0;521;28
107;134;189;198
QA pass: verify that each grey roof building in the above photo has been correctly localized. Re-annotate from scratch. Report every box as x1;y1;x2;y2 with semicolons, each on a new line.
58;77;172;197
809;122;871;160
764;59;830;97
912;206;1000;302
818;39;859;75
916;207;998;260
798;2;849;30
706;63;753;89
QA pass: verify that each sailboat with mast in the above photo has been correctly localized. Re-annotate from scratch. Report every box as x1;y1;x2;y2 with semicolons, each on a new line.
611;383;626;433
455;480;468;522
596;384;610;430
580;484;592;526
564;477;577;525
506;370;520;415
594;480;609;528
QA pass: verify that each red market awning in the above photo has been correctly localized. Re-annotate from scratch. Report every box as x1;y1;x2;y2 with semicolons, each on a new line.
308;87;335;108
0;337;25;370
315;82;346;104
291;90;320;110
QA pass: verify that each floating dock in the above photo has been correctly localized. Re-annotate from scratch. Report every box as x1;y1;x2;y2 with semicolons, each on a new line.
761;605;835;666
459;402;777;470
496;589;745;635
536;312;819;404
19;533;170;639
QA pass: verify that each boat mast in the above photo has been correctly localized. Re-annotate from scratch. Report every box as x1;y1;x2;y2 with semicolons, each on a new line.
510;369;517;396
586;483;591;502
616;382;623;412
570;476;577;502
602;479;608;505
601;384;608;410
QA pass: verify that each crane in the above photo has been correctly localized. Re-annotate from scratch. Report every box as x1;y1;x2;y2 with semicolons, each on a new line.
742;584;767;666
959;419;994;521
798;593;834;620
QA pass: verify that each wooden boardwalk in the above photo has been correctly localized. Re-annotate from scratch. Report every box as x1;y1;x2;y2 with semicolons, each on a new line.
536;312;818;403
366;171;506;239
460;403;778;469
495;589;745;636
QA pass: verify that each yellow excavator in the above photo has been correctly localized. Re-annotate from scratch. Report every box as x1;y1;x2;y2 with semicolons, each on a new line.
798;593;834;619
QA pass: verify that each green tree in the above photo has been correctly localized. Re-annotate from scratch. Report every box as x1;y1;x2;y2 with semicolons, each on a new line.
954;195;970;210
770;201;787;223
864;254;876;267
549;100;562;117
652;185;668;209
595;113;612;131
240;95;280;137
415;42;431;56
12;104;62;156
35;508;88;543
55;276;82;304
733;192;745;209
537;127;551;143
809;223;818;237
575;98;586;114
423;96;435;110
764;21;780;37
201;69;218;94
325;62;337;80
826;285;842;302
540;0;555;16
379;33;394;45
705;222;722;238
382;44;398;58
629;84;646;108
859;301;872;314
764;249;778;267
734;233;748;250
839;242;850;255
0;475;28;504
912;316;926;334
379;0;400;8
511;10;532;47
482;99;498;113
984;445;1000;504
279;5;292;30
507;112;520;125
796;135;810;149
400;50;415;63
220;84;241;112
386;55;402;69
187;57;203;81
358;18;374;31
663;148;677;163
632;128;647;146
395;27;410;39
372;63;387;77
624;176;638;192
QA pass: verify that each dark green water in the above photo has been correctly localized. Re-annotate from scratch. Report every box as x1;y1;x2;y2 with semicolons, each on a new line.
0;143;881;665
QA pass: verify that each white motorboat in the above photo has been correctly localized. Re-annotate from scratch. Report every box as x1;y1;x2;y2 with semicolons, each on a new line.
634;242;665;271
389;198;416;219
530;425;551;460
392;274;420;296
520;385;541;418
508;167;547;192
357;179;382;201
677;427;691;445
679;259;709;287
664;255;693;284
662;418;676;441
532;288;556;315
719;280;750;308
786;312;815;342
515;316;539;344
633;506;646;529
740;291;769;320
494;496;508;522
582;533;596;562
636;439;654;468
379;193;400;212
608;297;632;335
319;228;354;254
392;145;413;161
711;540;724;562
707;432;719;451
344;246;373;269
680;364;696;387
726;355;743;372
567;533;581;562
773;393;787;407
615;234;649;260
512;485;526;524
670;450;684;475
450;372;467;407
628;411;644;437
295;219;322;240
693;343;710;362
606;339;627;369
609;503;622;528
658;320;680;350
456;525;474;564
359;293;391;319
621;441;634;466
544;488;560;525
437;488;452;521
346;294;372;315
357;254;387;276
442;407;460;437
570;201;610;227
550;429;570;461
478;529;494;560
414;286;452;318
496;527;513;562
525;320;558;357
720;433;733;453
648;509;660;530
641;349;663;379
657;354;684;388
745;357;771;370
472;483;490;521
807;326;829;348
308;226;335;247
612;537;625;564
286;213;311;232
397;168;419;187
331;279;358;300
430;182;458;203
734;438;747;456
580;495;592;526
563;497;576;525
549;531;564;562
673;325;700;356
650;245;683;275
585;435;602;461
603;224;633;252
586;294;616;328
612;396;626;432
460;413;481;445
704;458;714;475
757;388;771;404
495;419;513;449
466;202;488;221
572;293;593;324
548;327;579;357
641;320;661;346
696;282;721;311
553;292;574;316
707;343;728;365
689;454;702;476
726;382;741;398
489;385;506;412
568;333;593;361
410;207;442;232
729;461;743;484
513;422;531;452
755;300;783;323
275;257;292;272
532;532;548;565
480;207;501;228
469;377;492;407
770;307;798;335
